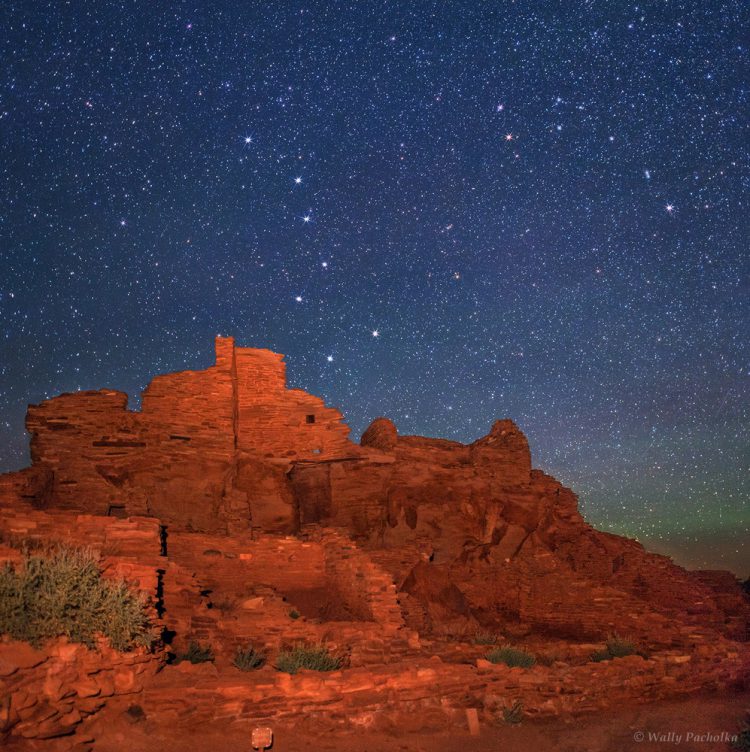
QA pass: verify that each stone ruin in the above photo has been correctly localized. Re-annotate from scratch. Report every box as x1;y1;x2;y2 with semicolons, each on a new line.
0;337;748;744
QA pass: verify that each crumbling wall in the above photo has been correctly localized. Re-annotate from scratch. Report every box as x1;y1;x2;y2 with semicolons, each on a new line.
234;346;352;459
0;638;159;743
11;338;359;532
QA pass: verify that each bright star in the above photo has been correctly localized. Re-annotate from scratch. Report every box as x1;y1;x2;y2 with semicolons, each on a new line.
505;133;513;141
321;261;328;268
372;330;379;337
294;177;302;185
666;204;675;213
295;295;303;302
302;214;311;223
244;136;253;144
326;355;334;362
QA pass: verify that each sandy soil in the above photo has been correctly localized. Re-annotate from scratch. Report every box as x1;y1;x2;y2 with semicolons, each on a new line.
80;690;749;752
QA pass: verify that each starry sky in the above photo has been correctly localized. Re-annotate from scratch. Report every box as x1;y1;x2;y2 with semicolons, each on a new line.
0;2;748;575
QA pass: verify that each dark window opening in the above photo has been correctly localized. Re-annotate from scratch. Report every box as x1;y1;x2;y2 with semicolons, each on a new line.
107;504;127;519
306;414;316;424
159;525;168;556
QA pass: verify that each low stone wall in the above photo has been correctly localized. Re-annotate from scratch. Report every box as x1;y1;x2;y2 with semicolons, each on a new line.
0;638;160;742
163;528;414;663
314;527;404;631
142;641;749;729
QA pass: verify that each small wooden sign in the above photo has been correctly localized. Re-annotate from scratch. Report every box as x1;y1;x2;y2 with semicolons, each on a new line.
466;707;480;736
251;726;273;750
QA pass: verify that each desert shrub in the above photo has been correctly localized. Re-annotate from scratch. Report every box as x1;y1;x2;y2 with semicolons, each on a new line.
288;608;301;619
275;644;341;674
502;700;524;725
536;651;563;667
233;645;266;671
0;545;153;651
473;631;498;645
607;635;637;657
177;641;214;664
486;646;536;668
590;634;639;662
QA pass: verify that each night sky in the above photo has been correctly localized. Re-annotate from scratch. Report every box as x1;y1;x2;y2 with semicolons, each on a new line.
1;2;747;575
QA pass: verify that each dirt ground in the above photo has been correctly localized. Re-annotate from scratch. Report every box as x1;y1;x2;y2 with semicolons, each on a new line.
79;690;749;752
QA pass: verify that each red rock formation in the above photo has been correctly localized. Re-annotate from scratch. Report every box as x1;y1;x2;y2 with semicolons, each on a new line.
1;336;748;659
12;338;356;534
0;637;159;742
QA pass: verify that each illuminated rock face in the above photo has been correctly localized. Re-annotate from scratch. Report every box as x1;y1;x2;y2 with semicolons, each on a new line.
17;338;354;532
1;337;748;645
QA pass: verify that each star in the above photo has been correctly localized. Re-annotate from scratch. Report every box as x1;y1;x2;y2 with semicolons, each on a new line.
666;204;675;214
294;177;302;185
505;133;513;141
302;213;312;223
321;261;328;268
295;295;303;302
372;330;379;337
244;136;253;144
326;355;334;362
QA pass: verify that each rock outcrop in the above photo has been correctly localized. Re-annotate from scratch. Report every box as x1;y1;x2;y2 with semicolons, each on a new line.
1;336;747;646
0;637;158;742
0;337;748;745
13;338;354;533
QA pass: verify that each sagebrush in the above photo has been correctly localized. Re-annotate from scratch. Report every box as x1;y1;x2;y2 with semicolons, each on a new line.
590;634;639;662
0;545;153;651
275;644;341;674
233;645;266;671
486;646;536;668
502;700;524;725
177;641;214;664
473;631;498;645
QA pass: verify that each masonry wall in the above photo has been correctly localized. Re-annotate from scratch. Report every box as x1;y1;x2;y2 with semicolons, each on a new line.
234;345;353;459
14;338;358;531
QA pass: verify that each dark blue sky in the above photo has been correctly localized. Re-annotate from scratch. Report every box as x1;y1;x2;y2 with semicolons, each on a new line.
1;2;747;574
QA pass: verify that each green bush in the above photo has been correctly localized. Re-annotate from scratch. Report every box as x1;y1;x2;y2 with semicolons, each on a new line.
590;634;639;662
177;641;214;664
0;545;153;652
502;700;524;725
275;644;341;674
535;651;564;667
486;646;536;668
473;631;498;645
233;645;266;671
